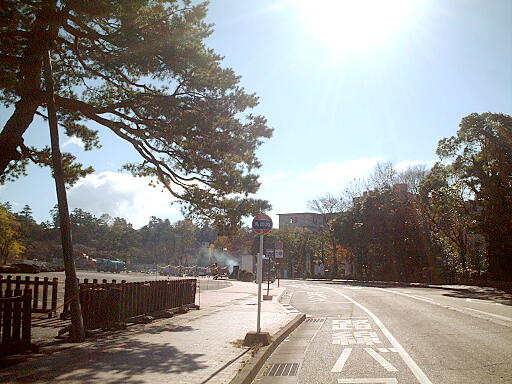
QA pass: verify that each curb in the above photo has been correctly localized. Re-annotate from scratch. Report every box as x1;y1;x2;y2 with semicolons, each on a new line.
229;313;306;384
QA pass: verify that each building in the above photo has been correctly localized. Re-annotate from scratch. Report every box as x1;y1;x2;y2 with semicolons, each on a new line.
278;212;325;231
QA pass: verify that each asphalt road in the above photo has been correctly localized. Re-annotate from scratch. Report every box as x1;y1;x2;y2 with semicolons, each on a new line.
253;280;512;384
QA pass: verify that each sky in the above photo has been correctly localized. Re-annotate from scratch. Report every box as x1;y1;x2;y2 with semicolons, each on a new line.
1;0;511;229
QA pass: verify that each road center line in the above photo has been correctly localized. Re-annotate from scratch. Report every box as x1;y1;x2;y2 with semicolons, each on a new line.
331;347;352;372
325;286;433;384
464;307;512;322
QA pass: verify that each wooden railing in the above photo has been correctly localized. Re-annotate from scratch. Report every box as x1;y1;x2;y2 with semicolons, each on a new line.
0;289;32;355
0;275;58;316
79;279;197;329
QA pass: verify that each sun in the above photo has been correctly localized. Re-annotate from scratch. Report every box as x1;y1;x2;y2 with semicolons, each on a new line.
294;0;419;52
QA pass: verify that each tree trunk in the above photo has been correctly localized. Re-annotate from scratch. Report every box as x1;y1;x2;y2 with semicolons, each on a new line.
0;96;41;174
43;47;85;342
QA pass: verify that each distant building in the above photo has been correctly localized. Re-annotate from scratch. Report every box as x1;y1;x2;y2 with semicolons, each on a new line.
278;212;325;231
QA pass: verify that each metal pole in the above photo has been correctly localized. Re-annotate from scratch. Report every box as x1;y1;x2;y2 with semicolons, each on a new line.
257;234;263;333
43;48;85;342
266;258;270;296
277;262;280;288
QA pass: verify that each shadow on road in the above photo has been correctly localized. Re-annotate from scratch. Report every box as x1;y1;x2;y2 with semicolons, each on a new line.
442;289;512;306
321;280;512;306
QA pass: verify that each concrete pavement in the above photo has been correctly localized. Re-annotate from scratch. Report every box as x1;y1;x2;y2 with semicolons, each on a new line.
0;280;299;384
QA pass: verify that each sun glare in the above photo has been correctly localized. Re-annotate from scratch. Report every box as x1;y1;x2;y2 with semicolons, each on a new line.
295;0;419;53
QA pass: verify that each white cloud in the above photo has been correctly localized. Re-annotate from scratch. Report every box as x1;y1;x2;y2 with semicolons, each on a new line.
256;157;382;224
259;171;296;187
68;171;181;228
62;136;84;149
300;157;382;189
256;157;434;225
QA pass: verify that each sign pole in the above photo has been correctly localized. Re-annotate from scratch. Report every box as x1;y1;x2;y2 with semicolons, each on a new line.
244;213;272;347
257;233;263;333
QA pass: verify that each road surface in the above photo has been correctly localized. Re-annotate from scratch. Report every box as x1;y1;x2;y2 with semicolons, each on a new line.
253;280;512;384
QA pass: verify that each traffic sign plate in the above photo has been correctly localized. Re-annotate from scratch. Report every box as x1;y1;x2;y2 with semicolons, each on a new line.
252;213;273;234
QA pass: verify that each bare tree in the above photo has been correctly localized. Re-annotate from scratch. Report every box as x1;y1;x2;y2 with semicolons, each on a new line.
397;165;429;194
367;161;398;191
308;194;344;276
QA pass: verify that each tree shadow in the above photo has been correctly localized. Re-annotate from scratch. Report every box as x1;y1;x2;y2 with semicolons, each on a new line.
442;288;512;306
323;280;512;306
0;336;207;383
142;325;195;334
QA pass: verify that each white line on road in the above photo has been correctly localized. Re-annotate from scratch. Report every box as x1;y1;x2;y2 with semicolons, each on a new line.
326;286;433;384
465;298;502;305
464;307;512;322
364;348;398;372
378;287;512;327
331;348;353;372
412;295;435;301
337;379;398;383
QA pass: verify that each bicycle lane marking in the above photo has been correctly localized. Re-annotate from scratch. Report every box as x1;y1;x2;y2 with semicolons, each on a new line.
324;286;433;384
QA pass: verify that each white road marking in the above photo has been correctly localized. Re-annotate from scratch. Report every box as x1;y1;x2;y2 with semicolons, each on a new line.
337;379;398;383
412;295;435;301
326;286;433;384
331;347;352;372
389;348;397;352
466;298;502;305
378;348;390;353
378;287;512;326
464;307;512;322
365;348;398;372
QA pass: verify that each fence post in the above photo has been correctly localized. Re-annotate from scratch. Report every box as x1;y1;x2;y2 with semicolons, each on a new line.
42;277;49;312
11;289;22;342
22;289;32;344
2;289;13;344
51;278;58;314
24;276;30;291
15;276;21;291
32;276;40;313
6;275;12;291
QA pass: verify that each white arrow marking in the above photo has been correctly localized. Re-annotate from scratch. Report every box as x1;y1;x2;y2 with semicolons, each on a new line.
331;348;352;372
365;348;398;372
338;379;398;383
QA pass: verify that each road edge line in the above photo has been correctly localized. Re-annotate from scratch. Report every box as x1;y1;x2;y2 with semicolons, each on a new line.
229;312;306;384
325;286;433;384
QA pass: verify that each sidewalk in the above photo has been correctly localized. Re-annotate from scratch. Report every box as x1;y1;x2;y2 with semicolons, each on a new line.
0;280;297;384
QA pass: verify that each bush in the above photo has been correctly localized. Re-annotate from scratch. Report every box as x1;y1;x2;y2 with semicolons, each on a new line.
238;270;254;282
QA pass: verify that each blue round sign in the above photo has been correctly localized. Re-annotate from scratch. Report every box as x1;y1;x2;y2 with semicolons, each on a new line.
252;213;273;234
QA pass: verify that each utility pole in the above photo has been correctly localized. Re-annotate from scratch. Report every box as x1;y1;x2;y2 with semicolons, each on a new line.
43;36;85;342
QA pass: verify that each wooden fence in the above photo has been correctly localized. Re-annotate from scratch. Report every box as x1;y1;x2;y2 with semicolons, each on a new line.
0;289;32;355
79;279;197;329
0;275;58;316
61;278;126;318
